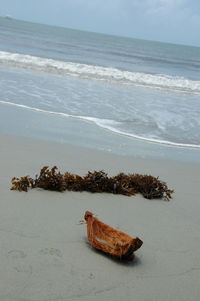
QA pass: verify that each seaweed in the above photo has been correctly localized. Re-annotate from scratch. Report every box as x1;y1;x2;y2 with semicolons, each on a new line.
11;166;174;200
83;170;110;193
34;166;67;191
11;176;34;192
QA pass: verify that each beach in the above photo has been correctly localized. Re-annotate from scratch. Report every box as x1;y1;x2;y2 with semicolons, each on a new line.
1;132;200;301
1;17;200;301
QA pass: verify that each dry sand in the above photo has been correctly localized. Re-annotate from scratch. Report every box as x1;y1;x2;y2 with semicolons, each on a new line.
1;133;200;301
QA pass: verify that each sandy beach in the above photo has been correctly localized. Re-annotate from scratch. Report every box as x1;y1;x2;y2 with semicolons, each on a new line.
1;132;200;301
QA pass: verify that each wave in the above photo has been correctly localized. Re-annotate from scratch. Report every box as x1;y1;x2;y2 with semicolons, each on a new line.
1;100;200;149
0;51;200;94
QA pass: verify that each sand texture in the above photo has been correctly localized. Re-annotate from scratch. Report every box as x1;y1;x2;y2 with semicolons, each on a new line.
1;133;200;301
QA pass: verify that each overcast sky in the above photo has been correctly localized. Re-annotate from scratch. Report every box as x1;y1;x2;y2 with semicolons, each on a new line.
0;0;200;46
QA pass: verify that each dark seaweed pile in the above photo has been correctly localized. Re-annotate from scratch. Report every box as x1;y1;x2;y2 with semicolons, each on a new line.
11;166;174;200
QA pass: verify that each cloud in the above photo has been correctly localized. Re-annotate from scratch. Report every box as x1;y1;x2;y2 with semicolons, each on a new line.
127;0;188;15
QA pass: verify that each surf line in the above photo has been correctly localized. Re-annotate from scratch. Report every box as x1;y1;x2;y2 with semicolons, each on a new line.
1;99;200;150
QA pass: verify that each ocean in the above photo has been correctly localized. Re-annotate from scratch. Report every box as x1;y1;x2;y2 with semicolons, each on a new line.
0;16;200;155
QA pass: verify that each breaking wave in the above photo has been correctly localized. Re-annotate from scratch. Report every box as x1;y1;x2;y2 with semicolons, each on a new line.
1;51;200;94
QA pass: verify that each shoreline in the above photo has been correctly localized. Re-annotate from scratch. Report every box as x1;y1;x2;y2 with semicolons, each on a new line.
1;132;200;300
1;100;200;150
1;102;200;164
1;16;200;301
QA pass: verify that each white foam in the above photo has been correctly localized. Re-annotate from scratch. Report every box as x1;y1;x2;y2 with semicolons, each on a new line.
1;100;200;149
0;51;200;94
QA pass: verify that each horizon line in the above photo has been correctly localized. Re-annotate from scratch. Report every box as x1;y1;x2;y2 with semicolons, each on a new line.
1;15;199;49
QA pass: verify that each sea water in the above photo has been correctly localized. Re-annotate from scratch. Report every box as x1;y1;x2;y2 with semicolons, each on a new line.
0;17;200;154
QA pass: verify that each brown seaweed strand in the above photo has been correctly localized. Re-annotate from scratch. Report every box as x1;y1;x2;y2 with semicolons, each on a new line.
10;166;174;200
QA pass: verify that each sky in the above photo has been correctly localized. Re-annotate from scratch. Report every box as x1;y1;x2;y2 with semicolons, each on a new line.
0;0;200;46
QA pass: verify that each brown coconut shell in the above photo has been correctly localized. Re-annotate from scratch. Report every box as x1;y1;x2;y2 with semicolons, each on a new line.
84;211;143;261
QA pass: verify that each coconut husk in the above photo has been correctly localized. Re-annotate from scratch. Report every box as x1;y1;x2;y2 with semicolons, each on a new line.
84;211;143;261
